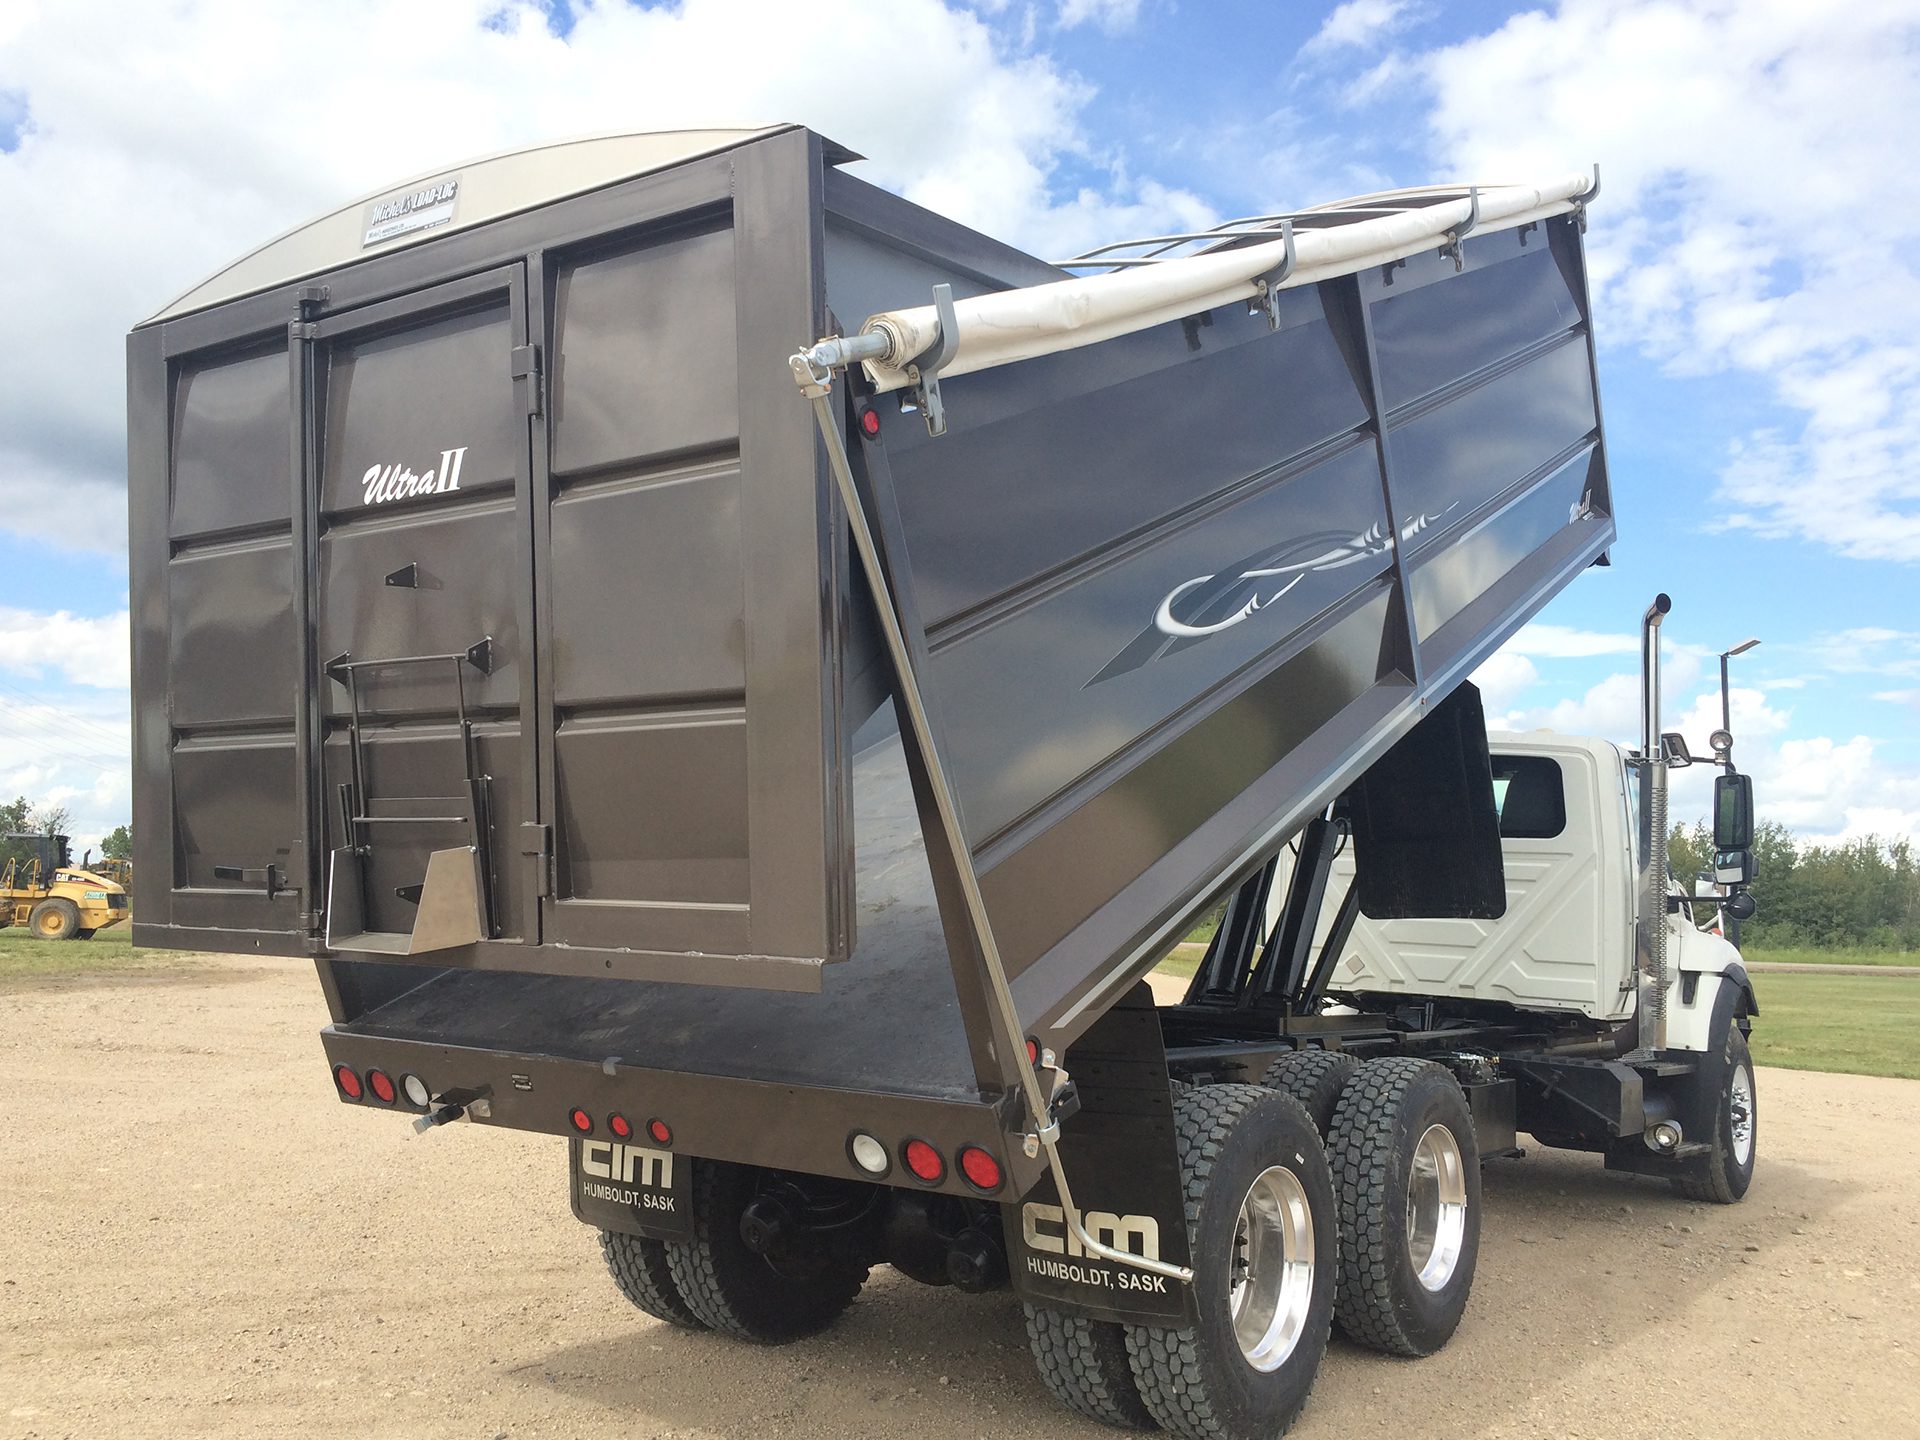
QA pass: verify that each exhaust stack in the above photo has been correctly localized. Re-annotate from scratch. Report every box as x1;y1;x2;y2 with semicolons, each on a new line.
1632;593;1673;1058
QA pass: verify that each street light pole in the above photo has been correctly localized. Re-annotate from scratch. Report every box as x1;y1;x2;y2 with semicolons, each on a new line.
1715;637;1760;943
1716;637;1760;767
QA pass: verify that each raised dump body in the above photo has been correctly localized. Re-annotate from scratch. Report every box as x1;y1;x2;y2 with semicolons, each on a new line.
129;126;1611;1065
130;126;1638;1440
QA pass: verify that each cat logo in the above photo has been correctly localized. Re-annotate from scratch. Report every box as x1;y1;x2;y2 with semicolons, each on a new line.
1021;1201;1161;1263
580;1140;673;1189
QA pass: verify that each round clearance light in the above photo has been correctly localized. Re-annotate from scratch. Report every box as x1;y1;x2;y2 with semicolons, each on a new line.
609;1113;633;1140
903;1139;945;1185
859;407;882;438
334;1065;363;1100
367;1070;396;1105
1025;1037;1040;1065
848;1133;890;1176
647;1119;673;1147
401;1074;431;1109
958;1146;1003;1193
569;1108;594;1135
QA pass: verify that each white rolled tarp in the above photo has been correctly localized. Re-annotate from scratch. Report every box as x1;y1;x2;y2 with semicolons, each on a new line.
859;173;1594;393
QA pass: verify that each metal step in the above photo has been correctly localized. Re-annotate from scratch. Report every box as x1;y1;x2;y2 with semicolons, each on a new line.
326;847;485;958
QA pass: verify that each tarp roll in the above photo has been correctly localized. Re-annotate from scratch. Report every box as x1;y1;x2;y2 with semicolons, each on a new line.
859;173;1593;393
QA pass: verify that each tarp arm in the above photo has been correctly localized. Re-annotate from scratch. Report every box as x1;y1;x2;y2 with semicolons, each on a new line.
854;171;1595;395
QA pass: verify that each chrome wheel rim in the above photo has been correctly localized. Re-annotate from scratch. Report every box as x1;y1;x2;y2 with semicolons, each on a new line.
1407;1123;1468;1293
1729;1063;1755;1167
1228;1165;1316;1372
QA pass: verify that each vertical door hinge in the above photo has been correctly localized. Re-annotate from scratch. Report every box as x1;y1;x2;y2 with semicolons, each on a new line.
510;344;544;418
520;822;553;898
290;284;329;339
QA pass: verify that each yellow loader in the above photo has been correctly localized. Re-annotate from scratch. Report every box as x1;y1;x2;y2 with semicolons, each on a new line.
0;833;130;940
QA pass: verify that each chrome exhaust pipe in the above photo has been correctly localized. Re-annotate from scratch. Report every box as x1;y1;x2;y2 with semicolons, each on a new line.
1632;594;1672;1059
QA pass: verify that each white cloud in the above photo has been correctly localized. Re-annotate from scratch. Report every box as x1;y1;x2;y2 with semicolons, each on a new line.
0;607;129;688
1500;621;1638;659
1410;0;1920;560
1056;0;1141;33
1469;651;1538;718
0;0;1209;553
0;683;129;848
1488;655;1918;841
1304;0;1413;54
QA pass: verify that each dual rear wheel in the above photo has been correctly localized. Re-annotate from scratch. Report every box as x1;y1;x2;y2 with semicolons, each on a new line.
600;1161;869;1344
599;1064;1480;1439
1027;1063;1480;1440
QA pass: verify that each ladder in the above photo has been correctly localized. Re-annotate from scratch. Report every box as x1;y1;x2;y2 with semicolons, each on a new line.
321;638;496;956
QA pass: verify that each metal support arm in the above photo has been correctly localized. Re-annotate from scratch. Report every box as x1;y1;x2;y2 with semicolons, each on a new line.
792;344;1193;1288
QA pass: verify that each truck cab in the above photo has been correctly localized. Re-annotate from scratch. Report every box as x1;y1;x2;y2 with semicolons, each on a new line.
1334;731;1749;1051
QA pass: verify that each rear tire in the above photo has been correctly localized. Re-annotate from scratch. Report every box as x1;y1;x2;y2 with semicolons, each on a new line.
1025;1303;1158;1430
1124;1084;1335;1440
1260;1050;1358;1138
1327;1058;1480;1357
1672;1027;1757;1204
29;899;79;941
600;1230;706;1330
665;1160;869;1343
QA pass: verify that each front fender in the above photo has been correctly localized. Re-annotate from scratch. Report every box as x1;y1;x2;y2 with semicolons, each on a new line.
1665;928;1756;1053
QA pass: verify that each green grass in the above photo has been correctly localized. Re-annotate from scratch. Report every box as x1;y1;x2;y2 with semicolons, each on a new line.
1151;943;1919;1081
1743;946;1915;968
0;920;183;987
1746;971;1920;1081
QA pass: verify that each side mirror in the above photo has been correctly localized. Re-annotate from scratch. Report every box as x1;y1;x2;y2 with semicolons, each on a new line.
1725;890;1756;922
1662;731;1694;768
1713;772;1753;850
1714;848;1754;886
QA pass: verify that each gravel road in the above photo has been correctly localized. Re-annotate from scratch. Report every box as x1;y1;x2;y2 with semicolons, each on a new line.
3;956;1916;1439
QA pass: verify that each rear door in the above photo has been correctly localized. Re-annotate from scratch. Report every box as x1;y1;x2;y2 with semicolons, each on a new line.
309;265;537;950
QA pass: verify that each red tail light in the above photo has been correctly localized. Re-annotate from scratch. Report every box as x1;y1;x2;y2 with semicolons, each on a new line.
647;1118;672;1147
903;1139;944;1184
1025;1037;1040;1064
367;1070;396;1104
334;1065;363;1100
569;1108;593;1135
958;1145;1003;1192
609;1113;633;1140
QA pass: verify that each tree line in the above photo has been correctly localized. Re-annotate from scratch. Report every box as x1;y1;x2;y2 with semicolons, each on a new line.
1668;821;1920;952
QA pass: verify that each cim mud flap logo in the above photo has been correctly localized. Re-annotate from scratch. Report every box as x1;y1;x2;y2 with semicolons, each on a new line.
1009;1197;1192;1325
568;1138;691;1240
1021;1202;1167;1290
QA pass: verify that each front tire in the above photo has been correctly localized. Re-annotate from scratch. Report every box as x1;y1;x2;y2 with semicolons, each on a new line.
1673;1027;1757;1204
1124;1084;1335;1440
665;1160;869;1343
1327;1058;1481;1357
29;899;80;941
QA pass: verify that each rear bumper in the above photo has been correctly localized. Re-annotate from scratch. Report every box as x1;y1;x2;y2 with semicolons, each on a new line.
318;1027;1041;1203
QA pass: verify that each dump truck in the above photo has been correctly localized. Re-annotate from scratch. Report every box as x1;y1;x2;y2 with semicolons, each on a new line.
126;127;1761;1439
0;832;131;939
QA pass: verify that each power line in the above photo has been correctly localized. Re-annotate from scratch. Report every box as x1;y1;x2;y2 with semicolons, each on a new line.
0;673;132;750
0;702;124;773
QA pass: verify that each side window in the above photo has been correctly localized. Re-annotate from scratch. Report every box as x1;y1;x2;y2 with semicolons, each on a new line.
1491;755;1566;839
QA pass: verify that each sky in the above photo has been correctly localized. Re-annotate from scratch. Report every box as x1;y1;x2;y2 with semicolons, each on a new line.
0;0;1915;852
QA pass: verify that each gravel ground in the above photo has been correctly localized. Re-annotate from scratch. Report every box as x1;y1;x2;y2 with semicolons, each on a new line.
3;955;1917;1440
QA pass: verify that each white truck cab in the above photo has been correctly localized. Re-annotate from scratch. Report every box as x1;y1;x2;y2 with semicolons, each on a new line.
1333;731;1749;1053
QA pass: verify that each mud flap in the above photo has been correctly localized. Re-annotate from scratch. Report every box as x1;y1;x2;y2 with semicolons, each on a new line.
567;1137;692;1239
1003;985;1195;1326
